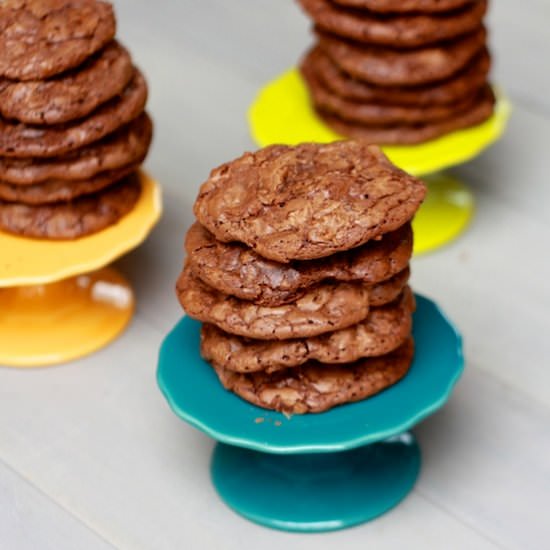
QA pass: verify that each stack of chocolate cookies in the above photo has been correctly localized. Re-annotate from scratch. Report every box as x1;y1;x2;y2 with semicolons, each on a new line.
177;141;427;414
0;0;152;240
298;0;494;144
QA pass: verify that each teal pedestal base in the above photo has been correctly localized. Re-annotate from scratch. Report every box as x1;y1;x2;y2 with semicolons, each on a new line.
211;433;420;533
158;295;464;532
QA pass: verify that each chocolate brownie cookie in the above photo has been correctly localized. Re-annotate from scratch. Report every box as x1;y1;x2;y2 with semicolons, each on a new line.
331;0;475;13
0;0;116;81
368;267;409;306
319;86;495;144
177;265;410;340
0;174;140;239
0;113;152;185
302;46;491;106
303;61;481;124
185;222;412;306
299;0;486;48
212;338;414;414
194;142;426;263
0;41;133;125
0;69;147;158
0;164;136;204
177;266;373;340
202;288;414;373
317;26;486;85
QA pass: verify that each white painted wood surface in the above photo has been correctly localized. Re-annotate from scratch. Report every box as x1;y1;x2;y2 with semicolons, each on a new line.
1;1;549;548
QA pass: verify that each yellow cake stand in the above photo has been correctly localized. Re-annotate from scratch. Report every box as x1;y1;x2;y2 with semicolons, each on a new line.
249;68;511;254
0;171;162;368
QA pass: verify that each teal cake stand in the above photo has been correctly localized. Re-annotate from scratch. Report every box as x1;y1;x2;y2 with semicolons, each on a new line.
157;295;464;532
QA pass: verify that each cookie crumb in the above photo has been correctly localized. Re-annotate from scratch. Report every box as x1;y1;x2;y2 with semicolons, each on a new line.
274;421;282;427
254;417;265;424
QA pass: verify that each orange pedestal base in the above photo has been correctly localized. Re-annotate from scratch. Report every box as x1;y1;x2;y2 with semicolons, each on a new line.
0;268;134;367
0;172;162;368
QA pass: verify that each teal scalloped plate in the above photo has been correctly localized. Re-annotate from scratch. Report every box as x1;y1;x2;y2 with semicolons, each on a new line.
157;295;463;454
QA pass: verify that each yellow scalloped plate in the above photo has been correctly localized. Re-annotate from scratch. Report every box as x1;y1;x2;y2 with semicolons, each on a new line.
0;171;162;288
0;267;134;367
248;68;510;254
249;68;510;176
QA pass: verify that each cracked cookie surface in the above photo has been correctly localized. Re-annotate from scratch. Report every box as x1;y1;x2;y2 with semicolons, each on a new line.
201;287;414;373
317;27;486;86
177;265;409;340
194;142;425;263
213;338;414;414
319;86;495;144
302;60;484;125
299;0;486;48
0;41;133;125
301;46;490;106
0;0;116;81
0;174;140;239
0;165;137;204
0;69;147;158
331;0;475;13
185;221;412;305
177;266;372;340
0;113;152;184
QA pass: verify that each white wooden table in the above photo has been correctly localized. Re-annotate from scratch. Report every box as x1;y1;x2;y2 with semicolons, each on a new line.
1;1;549;548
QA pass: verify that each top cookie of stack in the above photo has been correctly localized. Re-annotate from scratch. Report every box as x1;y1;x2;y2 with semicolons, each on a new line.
177;141;427;414
298;0;494;144
0;0;152;239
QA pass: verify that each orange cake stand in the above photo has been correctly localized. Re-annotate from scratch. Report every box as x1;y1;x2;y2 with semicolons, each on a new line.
249;69;511;255
0;171;162;368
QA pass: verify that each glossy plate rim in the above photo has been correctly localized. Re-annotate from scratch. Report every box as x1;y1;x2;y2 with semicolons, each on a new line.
248;67;511;177
0;170;162;288
157;294;464;454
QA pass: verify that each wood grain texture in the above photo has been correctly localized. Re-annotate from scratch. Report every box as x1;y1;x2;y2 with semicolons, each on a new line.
1;0;549;548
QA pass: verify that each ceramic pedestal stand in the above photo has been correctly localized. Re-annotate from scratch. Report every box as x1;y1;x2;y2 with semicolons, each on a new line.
157;295;464;532
0;172;162;368
248;69;511;254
